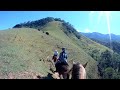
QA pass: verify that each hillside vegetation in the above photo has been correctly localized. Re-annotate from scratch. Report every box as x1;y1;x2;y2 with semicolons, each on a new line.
0;17;113;79
81;32;120;79
14;17;111;61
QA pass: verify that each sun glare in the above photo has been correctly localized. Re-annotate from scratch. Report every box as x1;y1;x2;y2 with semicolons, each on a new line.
90;11;112;50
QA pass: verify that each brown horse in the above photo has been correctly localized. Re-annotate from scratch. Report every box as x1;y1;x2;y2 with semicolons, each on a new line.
51;61;88;79
71;62;88;79
52;55;58;63
55;61;70;79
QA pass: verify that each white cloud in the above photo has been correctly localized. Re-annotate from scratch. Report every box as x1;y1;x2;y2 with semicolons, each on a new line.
76;29;80;32
85;29;90;33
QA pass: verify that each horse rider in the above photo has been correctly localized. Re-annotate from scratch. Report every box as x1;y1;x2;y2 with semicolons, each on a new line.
52;50;59;63
57;47;68;65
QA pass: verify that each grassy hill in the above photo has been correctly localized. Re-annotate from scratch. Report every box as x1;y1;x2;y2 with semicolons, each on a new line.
0;19;112;79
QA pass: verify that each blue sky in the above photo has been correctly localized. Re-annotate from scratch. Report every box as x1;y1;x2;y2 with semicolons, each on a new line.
0;11;120;35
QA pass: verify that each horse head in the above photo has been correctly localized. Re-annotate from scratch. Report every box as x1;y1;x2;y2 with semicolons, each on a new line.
69;61;88;79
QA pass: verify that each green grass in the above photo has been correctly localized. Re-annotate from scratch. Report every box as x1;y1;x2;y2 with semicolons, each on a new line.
0;21;112;79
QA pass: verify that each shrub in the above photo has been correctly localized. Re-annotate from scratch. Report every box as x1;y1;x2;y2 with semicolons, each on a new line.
46;32;49;35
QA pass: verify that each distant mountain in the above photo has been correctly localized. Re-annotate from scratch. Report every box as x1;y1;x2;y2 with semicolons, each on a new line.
80;32;120;54
80;32;120;43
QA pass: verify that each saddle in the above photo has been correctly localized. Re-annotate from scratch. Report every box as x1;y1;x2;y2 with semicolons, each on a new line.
55;62;68;73
61;61;69;66
56;60;69;66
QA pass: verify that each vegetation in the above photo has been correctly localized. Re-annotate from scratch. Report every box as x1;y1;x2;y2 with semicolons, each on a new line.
45;32;49;35
1;17;119;79
81;32;120;79
13;17;81;39
91;38;120;54
13;17;54;29
0;21;100;79
98;50;120;79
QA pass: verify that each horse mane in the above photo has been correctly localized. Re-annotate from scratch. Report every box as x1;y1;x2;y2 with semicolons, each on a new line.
71;62;87;79
72;62;80;79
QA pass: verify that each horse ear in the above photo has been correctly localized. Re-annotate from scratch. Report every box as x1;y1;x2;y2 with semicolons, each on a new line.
83;62;88;68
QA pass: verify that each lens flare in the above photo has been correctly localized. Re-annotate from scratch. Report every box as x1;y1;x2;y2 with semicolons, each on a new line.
105;11;112;50
97;12;103;25
90;11;112;50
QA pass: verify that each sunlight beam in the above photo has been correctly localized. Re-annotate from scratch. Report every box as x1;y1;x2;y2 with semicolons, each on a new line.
97;11;103;25
105;11;112;50
89;11;112;51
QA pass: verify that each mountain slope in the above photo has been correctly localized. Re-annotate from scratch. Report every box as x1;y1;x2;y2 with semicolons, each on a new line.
81;32;120;54
0;18;113;79
0;24;96;78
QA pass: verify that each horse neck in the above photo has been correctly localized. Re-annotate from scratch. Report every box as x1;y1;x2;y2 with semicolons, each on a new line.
72;65;80;79
71;64;86;79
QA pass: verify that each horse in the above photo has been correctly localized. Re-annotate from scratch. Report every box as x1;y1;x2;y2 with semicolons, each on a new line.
51;61;88;79
52;55;58;63
70;62;88;79
37;72;60;79
55;61;70;79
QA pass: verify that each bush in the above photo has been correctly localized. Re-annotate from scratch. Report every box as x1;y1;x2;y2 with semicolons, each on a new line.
97;49;120;79
13;24;22;28
62;22;81;39
46;32;49;35
38;29;40;31
103;67;115;79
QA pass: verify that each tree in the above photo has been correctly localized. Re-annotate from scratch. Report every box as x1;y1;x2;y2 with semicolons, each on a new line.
91;38;120;54
12;17;81;40
38;29;40;31
97;50;113;78
100;50;112;67
90;49;100;61
103;67;115;79
13;17;55;29
97;49;120;79
46;32;49;35
13;24;22;28
62;22;81;39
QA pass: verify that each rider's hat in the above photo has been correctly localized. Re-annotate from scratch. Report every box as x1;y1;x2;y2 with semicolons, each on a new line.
62;47;65;51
